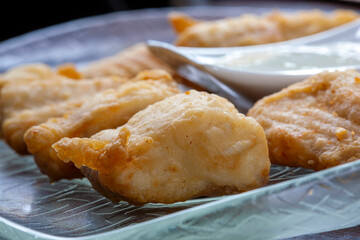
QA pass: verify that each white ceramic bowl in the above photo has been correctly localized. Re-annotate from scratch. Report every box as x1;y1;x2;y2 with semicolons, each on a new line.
148;19;360;98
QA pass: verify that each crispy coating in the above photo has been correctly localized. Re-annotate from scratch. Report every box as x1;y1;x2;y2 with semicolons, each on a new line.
268;10;360;41
173;13;282;47
53;90;270;204
0;64;60;138
0;64;55;88
2;76;125;154
25;70;179;181
248;70;360;170
1;76;126;118
0;63;83;88
168;12;199;34
56;63;83;79
3;98;84;155
82;44;174;78
171;10;358;47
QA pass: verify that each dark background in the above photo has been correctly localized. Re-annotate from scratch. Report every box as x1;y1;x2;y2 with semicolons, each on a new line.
1;0;360;42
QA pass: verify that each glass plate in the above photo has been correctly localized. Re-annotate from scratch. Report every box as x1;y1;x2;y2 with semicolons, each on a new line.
1;6;360;240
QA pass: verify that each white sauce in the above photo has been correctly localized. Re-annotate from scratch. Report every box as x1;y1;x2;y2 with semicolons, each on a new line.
216;42;360;71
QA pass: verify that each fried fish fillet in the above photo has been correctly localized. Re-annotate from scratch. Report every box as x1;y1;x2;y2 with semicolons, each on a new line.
3;98;84;155
53;90;270;204
0;63;83;88
82;44;174;78
0;64;55;88
1;76;126;119
168;12;200;34
0;63;82;138
25;70;179;181
169;10;358;47
0;63;83;119
169;12;283;47
0;64;58;137
2;76;126;154
248;70;360;170
268;9;359;41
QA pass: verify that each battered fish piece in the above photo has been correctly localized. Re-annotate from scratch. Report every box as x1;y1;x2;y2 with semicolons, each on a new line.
1;76;126;118
248;70;360;170
168;12;199;34
170;10;358;47
25;70;179;180
0;63;81;139
3;98;84;155
268;10;359;41
53;90;270;204
0;64;55;88
82;44;174;78
0;63;82;88
170;13;282;47
2;76;125;154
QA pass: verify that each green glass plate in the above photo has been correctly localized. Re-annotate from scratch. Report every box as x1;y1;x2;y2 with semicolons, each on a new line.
0;6;359;240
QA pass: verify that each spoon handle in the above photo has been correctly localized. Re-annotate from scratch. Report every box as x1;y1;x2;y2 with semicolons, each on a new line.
147;40;253;113
177;65;253;114
147;40;203;69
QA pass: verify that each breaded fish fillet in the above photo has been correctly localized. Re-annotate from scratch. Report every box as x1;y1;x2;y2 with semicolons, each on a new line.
82;44;174;78
0;64;55;88
0;63;83;88
170;10;358;47
248;70;360;170
2;76;125;154
53;90;270;204
1;76;126;118
25;70;179;181
170;13;282;47
3;98;84;155
268;10;359;41
0;63;75;138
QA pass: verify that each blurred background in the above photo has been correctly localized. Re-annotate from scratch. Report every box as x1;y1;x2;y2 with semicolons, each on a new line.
1;0;360;42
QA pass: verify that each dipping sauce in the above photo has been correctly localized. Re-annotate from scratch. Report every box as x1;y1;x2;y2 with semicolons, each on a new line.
216;42;360;72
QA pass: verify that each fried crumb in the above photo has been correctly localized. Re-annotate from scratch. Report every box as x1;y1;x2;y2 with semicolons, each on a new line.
335;127;347;141
307;160;315;166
